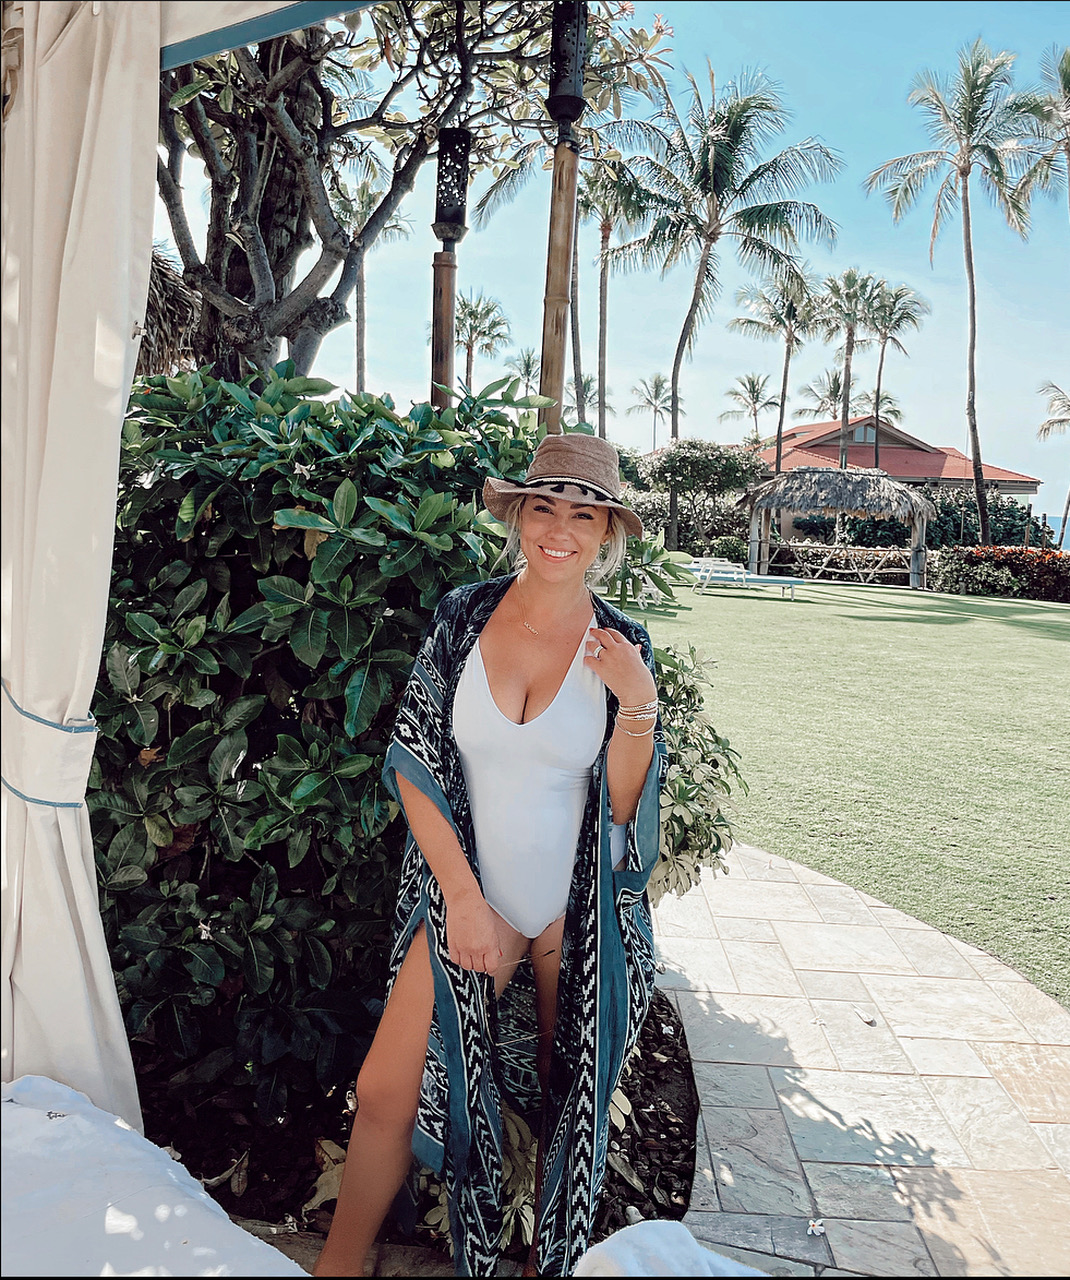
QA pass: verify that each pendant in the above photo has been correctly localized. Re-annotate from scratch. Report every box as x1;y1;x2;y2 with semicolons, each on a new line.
523;621;540;635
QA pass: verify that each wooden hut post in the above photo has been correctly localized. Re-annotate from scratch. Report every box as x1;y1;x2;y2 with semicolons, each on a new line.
910;513;928;590
748;506;761;573
759;508;773;575
538;2;587;434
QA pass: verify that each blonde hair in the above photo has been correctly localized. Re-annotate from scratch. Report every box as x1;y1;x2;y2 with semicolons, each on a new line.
492;494;628;586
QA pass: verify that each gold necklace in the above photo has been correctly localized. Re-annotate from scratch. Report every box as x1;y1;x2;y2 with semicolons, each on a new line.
516;578;539;635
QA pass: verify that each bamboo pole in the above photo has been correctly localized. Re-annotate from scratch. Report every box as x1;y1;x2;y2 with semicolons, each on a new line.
430;249;457;409
538;132;581;434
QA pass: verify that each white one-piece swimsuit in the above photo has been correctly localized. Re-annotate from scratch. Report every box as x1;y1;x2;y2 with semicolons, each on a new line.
452;619;622;938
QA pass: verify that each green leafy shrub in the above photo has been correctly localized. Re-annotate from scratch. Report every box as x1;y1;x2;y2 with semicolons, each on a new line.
929;546;1069;602
91;363;746;1216
708;535;748;564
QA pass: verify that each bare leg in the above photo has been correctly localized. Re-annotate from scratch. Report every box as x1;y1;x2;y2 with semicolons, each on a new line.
523;916;565;1277
313;926;435;1278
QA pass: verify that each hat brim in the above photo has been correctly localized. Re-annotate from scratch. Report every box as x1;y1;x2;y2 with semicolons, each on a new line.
482;476;643;540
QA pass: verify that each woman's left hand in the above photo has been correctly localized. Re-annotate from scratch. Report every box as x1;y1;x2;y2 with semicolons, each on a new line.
584;627;658;706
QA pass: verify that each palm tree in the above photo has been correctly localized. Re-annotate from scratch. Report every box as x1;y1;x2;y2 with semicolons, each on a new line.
856;282;930;467
1037;380;1070;549
579;160;653;438
334;178;412;394
612;67;839;544
856;388;904;423
718;373;780;445
866;39;1040;545
627;373;679;451
817;268;879;468
729;270;820;471
565;374;615;421
455;291;511;389
1020;46;1070;229
793;369;863;421
505;347;541;396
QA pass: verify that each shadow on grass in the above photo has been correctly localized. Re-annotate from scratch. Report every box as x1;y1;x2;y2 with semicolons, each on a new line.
659;977;998;1276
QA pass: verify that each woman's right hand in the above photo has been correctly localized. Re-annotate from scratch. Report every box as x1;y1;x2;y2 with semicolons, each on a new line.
445;890;504;974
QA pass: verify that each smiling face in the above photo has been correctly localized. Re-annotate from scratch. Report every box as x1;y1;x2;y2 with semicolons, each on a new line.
518;493;611;581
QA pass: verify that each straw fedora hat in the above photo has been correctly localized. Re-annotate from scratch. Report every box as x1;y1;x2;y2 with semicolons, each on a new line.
482;433;643;539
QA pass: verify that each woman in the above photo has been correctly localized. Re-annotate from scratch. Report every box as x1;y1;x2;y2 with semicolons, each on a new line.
314;434;667;1278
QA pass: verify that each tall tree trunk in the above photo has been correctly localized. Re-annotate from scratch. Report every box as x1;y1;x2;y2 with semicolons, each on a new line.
466;342;475;388
838;327;855;469
961;174;991;545
774;336;792;473
1058;483;1069;550
667;242;713;551
873;339;887;469
353;247;366;394
651;411;658;452
570;225;585;422
597;220;610;439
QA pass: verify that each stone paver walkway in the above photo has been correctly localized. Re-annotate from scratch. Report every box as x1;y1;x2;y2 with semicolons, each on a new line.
264;841;1070;1277
658;843;1070;1278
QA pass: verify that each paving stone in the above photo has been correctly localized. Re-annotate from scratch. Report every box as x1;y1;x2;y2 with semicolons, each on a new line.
715;916;780;943
921;1075;1055;1170
652;884;719;938
801;885;878;926
722;939;805;998
771;922;914;975
859;974;1031;1041
655;935;738;992
1032;1122;1070;1172
802;1161;911;1221
682;1210;830;1268
885;929;978;979
795;970;871;1003
736;850;801;882
701;1105;814;1215
987;981;1070;1044
952;1168;1070;1276
899;1038;991;1077
692;1060;779;1109
791;865;845;887
946;940;1028;984
867;905;932;931
968;1042;1070;1122
704;879;824;923
690;1111;721;1211
676;991;838;1068
890;1166;1006;1277
771;1068;970;1167
857;890;890;908
822;1219;937;1276
811;999;915;1074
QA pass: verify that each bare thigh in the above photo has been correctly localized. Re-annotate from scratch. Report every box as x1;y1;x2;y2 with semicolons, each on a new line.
354;924;435;1128
530;915;565;1050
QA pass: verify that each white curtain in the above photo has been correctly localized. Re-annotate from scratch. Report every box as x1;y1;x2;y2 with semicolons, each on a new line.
1;0;369;1138
1;0;164;1131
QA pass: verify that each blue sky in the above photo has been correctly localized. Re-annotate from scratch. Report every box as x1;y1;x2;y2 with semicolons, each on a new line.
158;1;1069;524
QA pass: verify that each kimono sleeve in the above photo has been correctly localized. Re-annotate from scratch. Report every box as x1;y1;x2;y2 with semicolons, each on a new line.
610;622;668;893
382;596;458;831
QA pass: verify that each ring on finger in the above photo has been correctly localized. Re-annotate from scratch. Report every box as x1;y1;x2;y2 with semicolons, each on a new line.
593;643;605;659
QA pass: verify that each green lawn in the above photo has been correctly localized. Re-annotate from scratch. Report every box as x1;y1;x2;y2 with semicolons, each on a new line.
633;582;1070;1005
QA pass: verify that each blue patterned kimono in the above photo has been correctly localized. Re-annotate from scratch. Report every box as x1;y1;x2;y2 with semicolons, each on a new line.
381;574;666;1276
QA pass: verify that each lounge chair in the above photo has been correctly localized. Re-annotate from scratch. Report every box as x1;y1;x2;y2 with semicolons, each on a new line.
685;557;806;601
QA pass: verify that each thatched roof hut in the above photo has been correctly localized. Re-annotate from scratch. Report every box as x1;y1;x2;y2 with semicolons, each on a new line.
739;467;936;589
135;245;199;378
741;466;936;523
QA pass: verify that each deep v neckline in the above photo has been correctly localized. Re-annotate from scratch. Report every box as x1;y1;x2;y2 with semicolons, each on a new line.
475;617;593;726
